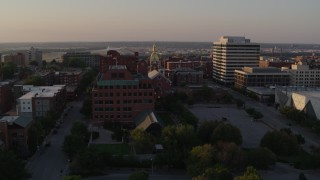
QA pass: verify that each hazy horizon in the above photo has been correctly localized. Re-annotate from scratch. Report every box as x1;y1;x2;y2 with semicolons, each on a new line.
1;0;320;44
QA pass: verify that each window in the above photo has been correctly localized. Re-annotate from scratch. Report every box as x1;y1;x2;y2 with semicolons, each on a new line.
111;73;117;78
119;73;124;78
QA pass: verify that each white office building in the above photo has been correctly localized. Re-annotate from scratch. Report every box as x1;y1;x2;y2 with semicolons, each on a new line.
284;62;320;87
17;85;65;118
212;36;260;85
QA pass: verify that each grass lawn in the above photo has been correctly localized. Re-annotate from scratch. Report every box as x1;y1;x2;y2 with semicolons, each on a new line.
92;144;131;156
156;112;175;126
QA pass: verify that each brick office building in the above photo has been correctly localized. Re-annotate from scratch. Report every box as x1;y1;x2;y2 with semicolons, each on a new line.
0;82;13;114
4;53;26;67
99;50;148;75
0;116;33;152
91;65;154;127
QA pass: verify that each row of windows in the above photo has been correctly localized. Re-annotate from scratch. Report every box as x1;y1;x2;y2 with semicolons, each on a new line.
93;92;153;97
213;45;260;48
95;84;152;90
297;75;320;77
94;99;153;105
94;107;132;111
94;114;132;119
95;99;153;104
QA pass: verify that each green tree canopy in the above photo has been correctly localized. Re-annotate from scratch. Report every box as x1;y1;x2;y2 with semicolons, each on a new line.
197;120;221;143
24;75;45;86
130;128;155;154
260;130;299;155
79;98;92;118
157;124;199;168
213;141;246;168
0;62;16;79
64;58;85;68
129;170;149;180
193;165;233;180
247;147;276;169
161;124;199;152
187;144;215;177
234;166;262;180
0;150;31;180
63;135;87;158
211;123;242;145
71;122;90;140
70;147;109;175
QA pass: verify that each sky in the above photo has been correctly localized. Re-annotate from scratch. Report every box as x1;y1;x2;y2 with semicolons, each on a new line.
0;0;319;44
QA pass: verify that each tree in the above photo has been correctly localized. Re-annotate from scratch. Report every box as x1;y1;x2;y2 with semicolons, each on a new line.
70;147;109;175
213;141;246;168
162;125;198;152
193;165;233;180
71;122;90;140
0;62;16;79
130;128;154;153
159;125;199;168
64;58;85;68
234;166;262;180
78;69;97;93
129;170;149;180
79;98;92;118
187;144;215;177
24;75;45;86
211;123;242;145
63;122;90;158
0;150;31;179
260;130;299;155
247;147;276;169
63;135;87;158
197;120;221;143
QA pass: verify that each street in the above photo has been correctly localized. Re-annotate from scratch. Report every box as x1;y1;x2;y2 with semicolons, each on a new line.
26;100;85;180
227;88;320;151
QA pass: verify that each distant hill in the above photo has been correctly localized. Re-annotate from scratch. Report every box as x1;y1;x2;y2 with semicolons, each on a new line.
1;41;319;53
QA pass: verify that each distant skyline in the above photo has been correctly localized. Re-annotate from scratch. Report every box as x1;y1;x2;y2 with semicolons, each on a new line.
1;0;319;44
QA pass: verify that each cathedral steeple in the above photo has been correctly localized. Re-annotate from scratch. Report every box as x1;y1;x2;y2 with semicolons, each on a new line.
149;42;160;71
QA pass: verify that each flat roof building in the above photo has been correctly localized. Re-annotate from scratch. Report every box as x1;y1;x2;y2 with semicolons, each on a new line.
17;85;66;118
284;62;320;87
234;67;290;89
91;65;154;127
212;36;260;85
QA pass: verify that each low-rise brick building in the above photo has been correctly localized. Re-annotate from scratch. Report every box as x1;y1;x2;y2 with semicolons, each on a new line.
0;116;33;153
0;82;13;114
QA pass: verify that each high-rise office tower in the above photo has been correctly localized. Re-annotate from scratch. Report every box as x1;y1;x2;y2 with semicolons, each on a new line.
212;36;260;85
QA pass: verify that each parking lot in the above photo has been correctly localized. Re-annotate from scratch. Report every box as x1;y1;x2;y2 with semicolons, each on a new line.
188;104;272;148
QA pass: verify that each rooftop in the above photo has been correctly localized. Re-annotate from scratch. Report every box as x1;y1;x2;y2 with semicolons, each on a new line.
18;85;65;100
0;116;33;128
